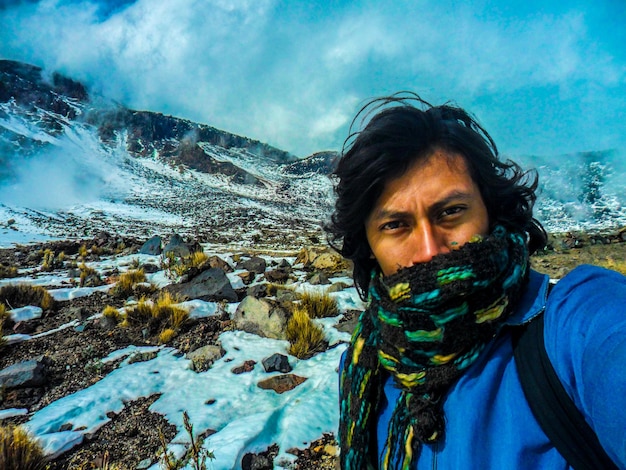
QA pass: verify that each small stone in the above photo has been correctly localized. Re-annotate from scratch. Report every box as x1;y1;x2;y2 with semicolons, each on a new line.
257;374;307;394
231;360;257;374
262;353;292;373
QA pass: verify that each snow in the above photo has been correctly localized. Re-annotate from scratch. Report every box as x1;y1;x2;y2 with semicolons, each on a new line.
1;245;355;469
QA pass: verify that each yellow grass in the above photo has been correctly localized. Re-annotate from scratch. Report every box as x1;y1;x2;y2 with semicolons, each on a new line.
299;290;339;319
285;306;326;359
0;284;55;311
0;425;48;470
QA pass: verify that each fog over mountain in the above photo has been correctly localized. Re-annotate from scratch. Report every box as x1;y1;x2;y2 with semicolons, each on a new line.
0;60;337;248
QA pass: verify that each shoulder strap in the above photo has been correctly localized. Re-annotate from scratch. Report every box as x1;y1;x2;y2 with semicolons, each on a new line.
513;313;618;470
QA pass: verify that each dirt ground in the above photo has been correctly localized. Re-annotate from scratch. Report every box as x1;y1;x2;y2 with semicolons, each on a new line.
1;232;625;469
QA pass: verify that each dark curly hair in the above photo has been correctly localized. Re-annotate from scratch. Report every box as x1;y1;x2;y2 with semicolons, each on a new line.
325;92;546;299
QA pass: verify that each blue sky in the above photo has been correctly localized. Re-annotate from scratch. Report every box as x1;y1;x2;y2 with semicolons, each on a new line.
1;0;625;158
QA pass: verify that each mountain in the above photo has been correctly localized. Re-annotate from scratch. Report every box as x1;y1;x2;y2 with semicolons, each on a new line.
0;60;339;248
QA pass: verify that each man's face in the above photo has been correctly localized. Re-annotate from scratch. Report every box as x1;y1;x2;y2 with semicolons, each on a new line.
365;150;490;276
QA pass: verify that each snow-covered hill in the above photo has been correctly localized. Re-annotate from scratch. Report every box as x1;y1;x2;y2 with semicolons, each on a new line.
0;60;338;248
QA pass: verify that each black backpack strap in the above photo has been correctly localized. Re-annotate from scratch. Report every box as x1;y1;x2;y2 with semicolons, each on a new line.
513;313;618;470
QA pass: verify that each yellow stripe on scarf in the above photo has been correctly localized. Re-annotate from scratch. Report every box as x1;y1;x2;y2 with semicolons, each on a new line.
475;296;508;323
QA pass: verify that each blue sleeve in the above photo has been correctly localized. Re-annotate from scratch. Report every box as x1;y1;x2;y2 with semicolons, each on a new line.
544;265;626;466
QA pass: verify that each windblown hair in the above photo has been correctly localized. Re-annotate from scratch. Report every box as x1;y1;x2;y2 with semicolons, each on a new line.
326;92;546;299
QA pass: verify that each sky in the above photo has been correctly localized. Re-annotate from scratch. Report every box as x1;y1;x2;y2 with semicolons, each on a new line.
0;0;625;158
0;250;365;469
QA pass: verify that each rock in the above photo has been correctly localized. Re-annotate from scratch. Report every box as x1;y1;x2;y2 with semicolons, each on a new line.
241;453;272;470
207;255;233;273
136;459;153;469
233;296;287;340
231;360;257;374
0;357;48;389
238;271;256;285
309;272;330;285
257;374;307;394
186;344;225;372
236;256;267;275
264;268;290;283
164;268;237;302
246;284;267;298
142;263;160;273
327;281;350;293
139;235;162;255
262;353;292;373
163;234;190;258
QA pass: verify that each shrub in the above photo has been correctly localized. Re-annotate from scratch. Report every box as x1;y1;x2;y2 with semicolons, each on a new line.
41;249;65;272
0;284;55;311
285;306;326;359
110;269;149;298
159;328;176;344
122;292;189;337
298;290;339;319
79;263;103;287
78;244;88;259
0;424;48;470
0;264;18;279
162;251;209;278
102;305;121;322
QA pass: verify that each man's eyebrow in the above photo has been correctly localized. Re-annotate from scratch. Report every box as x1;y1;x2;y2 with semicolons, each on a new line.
429;191;474;214
369;190;475;222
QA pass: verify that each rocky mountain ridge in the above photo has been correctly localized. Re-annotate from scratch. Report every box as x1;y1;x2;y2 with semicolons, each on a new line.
0;60;339;248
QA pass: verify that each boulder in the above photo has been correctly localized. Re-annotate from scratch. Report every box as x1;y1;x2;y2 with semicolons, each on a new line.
164;268;237;302
139;235;162;255
0;357;48;389
163;234;191;258
308;272;330;285
236;256;267;275
233;296;287;340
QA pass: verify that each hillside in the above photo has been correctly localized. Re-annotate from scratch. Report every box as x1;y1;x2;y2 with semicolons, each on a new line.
0;60;339;249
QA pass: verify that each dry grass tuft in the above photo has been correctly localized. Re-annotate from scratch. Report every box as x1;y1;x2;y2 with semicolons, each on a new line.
0;424;48;470
162;250;209;278
122;292;189;340
79;263;102;287
0;264;18;279
285;306;326;359
298;290;339;319
41;249;65;272
102;305;122;322
0;284;55;311
159;328;176;344
111;269;149;298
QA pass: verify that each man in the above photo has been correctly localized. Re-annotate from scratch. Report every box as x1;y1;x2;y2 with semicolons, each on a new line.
326;93;626;469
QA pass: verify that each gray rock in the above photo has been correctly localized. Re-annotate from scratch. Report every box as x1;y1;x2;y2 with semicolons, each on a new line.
236;256;267;275
163;234;190;258
186;344;225;372
246;284;267;298
308;272;330;285
164;268;237;302
262;353;292;373
142;263;160;273
0;357;48;389
233;296;287;340
139;235;162;255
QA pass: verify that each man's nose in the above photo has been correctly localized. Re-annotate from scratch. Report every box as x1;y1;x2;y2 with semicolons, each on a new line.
410;223;447;264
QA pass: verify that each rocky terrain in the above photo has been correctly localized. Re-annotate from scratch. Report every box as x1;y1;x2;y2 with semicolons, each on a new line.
1;227;625;469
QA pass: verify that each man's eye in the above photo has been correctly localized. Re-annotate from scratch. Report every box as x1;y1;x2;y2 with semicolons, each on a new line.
381;221;404;230
441;206;465;217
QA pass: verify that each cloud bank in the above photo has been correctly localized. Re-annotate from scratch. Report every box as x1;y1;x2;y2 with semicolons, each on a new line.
1;0;625;158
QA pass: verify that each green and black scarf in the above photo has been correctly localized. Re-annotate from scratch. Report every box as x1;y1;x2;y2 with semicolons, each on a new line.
339;226;530;469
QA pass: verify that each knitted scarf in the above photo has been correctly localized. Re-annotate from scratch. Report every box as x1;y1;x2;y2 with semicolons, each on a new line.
339;226;529;470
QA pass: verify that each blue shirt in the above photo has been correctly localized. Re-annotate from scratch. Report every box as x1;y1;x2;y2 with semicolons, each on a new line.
376;266;626;469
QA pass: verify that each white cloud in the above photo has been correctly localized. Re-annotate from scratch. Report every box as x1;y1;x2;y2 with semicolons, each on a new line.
0;0;624;157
